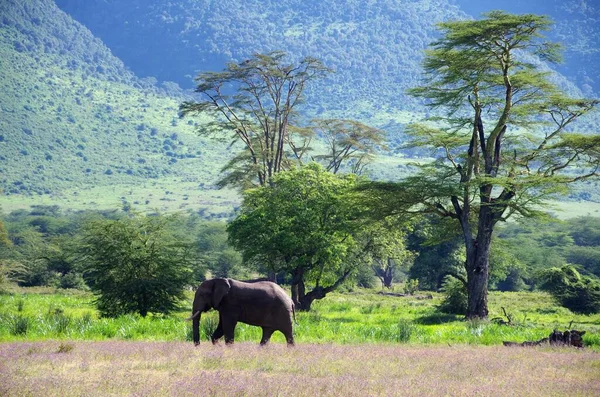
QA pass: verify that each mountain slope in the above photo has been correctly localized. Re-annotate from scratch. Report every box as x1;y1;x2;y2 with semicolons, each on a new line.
0;0;231;213
54;0;599;115
53;0;467;116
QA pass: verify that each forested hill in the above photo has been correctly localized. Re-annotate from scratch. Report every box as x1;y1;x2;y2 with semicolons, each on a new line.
53;0;466;115
53;0;598;117
0;0;228;201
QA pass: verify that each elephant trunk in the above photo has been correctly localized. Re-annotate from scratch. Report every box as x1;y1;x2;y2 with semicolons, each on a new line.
193;313;201;346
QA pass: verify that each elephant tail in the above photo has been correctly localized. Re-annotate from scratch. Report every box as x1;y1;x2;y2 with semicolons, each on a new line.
292;303;298;325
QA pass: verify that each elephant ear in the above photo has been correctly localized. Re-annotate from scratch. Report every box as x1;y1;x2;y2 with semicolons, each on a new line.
212;278;231;309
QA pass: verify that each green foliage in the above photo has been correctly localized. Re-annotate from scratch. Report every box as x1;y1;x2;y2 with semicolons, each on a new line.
228;164;360;278
0;0;229;207
10;315;30;336
396;318;416;343
539;265;600;314
403;279;419;295
228;164;371;309
438;275;468;315
81;214;194;317
366;11;599;318
497;217;600;284
55;0;468;117
181;51;330;188
311;119;387;175
406;216;465;290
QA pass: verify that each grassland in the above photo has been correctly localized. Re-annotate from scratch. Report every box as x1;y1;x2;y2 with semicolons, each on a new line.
1;287;598;347
1;287;599;396
2;341;600;396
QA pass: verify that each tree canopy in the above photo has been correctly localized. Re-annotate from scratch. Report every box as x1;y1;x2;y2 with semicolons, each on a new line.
227;164;367;310
180;51;330;188
81;214;194;317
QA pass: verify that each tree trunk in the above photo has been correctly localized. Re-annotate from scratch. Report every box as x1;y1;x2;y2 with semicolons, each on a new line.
298;286;326;312
466;246;489;318
290;267;306;309
465;207;494;319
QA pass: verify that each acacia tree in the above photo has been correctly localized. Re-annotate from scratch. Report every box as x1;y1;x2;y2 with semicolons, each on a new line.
227;164;364;311
180;51;330;189
364;12;599;318
81;215;194;317
311;119;387;174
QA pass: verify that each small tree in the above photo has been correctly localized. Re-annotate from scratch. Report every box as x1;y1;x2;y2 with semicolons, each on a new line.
81;214;194;317
539;265;600;314
227;164;363;310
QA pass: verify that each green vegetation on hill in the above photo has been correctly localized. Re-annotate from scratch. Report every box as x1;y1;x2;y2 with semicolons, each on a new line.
0;0;598;215
53;0;467;116
0;0;238;214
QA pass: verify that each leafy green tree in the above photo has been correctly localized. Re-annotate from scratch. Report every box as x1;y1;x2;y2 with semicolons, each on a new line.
184;215;250;282
227;164;363;310
180;51;330;189
362;221;415;289
539;265;600;314
406;216;465;290
81;214;194;317
364;12;599;318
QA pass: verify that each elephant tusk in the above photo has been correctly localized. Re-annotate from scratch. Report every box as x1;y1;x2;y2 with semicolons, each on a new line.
186;311;201;321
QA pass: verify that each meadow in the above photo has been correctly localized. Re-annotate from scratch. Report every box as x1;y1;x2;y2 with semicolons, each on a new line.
1;287;599;347
2;341;600;396
1;287;600;396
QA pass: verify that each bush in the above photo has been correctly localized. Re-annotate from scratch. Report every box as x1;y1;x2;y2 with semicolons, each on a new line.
10;315;30;335
396;319;415;343
403;279;419;295
438;275;467;315
539;265;600;314
82;214;194;317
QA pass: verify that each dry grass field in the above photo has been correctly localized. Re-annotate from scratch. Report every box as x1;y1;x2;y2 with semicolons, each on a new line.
1;341;599;396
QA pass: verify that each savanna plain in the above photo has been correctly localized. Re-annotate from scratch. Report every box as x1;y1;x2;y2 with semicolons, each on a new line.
1;288;599;396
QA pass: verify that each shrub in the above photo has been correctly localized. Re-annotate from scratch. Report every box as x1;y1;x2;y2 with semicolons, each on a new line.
10;315;30;335
81;214;194;317
438;275;467;315
539;265;600;314
396;319;415;343
403;279;419;295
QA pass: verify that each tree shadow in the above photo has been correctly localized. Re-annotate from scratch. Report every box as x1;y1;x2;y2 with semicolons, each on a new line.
414;312;462;325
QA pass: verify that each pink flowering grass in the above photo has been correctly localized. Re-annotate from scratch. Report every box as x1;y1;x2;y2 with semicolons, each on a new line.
1;341;599;396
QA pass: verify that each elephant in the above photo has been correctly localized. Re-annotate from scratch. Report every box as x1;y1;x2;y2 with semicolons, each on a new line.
187;278;295;346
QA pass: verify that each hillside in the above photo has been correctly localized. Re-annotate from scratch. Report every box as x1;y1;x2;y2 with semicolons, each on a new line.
0;0;235;216
53;0;466;117
0;0;598;215
54;0;599;113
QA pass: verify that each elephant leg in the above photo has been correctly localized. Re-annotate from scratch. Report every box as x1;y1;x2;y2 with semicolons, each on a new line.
285;334;295;346
260;327;275;345
222;317;237;344
281;323;295;346
211;320;224;344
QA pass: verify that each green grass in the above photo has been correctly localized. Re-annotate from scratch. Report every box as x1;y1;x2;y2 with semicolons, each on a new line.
1;286;598;348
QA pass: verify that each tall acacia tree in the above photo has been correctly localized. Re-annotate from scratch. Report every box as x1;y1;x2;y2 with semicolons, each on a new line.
180;51;330;188
364;12;599;318
311;119;387;174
